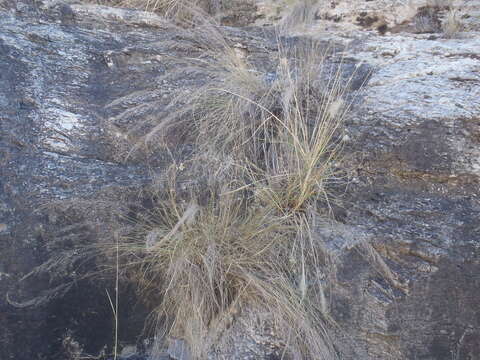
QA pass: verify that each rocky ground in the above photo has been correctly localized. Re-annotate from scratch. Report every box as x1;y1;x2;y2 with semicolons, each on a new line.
1;0;479;359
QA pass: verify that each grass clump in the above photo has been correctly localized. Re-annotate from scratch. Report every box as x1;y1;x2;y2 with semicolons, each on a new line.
249;45;348;215
258;0;319;30
442;7;463;38
108;22;356;360
279;0;319;32
189;40;350;216
117;187;336;359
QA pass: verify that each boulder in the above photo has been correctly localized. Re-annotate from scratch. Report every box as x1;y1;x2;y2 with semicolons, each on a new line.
0;1;479;359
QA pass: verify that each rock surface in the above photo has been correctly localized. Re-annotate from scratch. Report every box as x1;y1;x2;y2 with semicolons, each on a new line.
257;0;480;33
1;0;479;359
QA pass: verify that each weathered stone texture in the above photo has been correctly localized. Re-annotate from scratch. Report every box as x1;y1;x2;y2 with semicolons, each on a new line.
1;1;479;359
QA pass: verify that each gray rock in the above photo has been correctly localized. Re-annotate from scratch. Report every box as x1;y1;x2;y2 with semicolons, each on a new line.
0;1;274;359
1;1;479;360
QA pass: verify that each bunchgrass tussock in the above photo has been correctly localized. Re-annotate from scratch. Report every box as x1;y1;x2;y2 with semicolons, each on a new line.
247;42;350;215
442;7;463;38
106;21;356;360
114;183;337;359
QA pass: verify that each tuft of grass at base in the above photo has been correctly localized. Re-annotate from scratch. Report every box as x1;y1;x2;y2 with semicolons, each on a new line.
115;186;337;359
